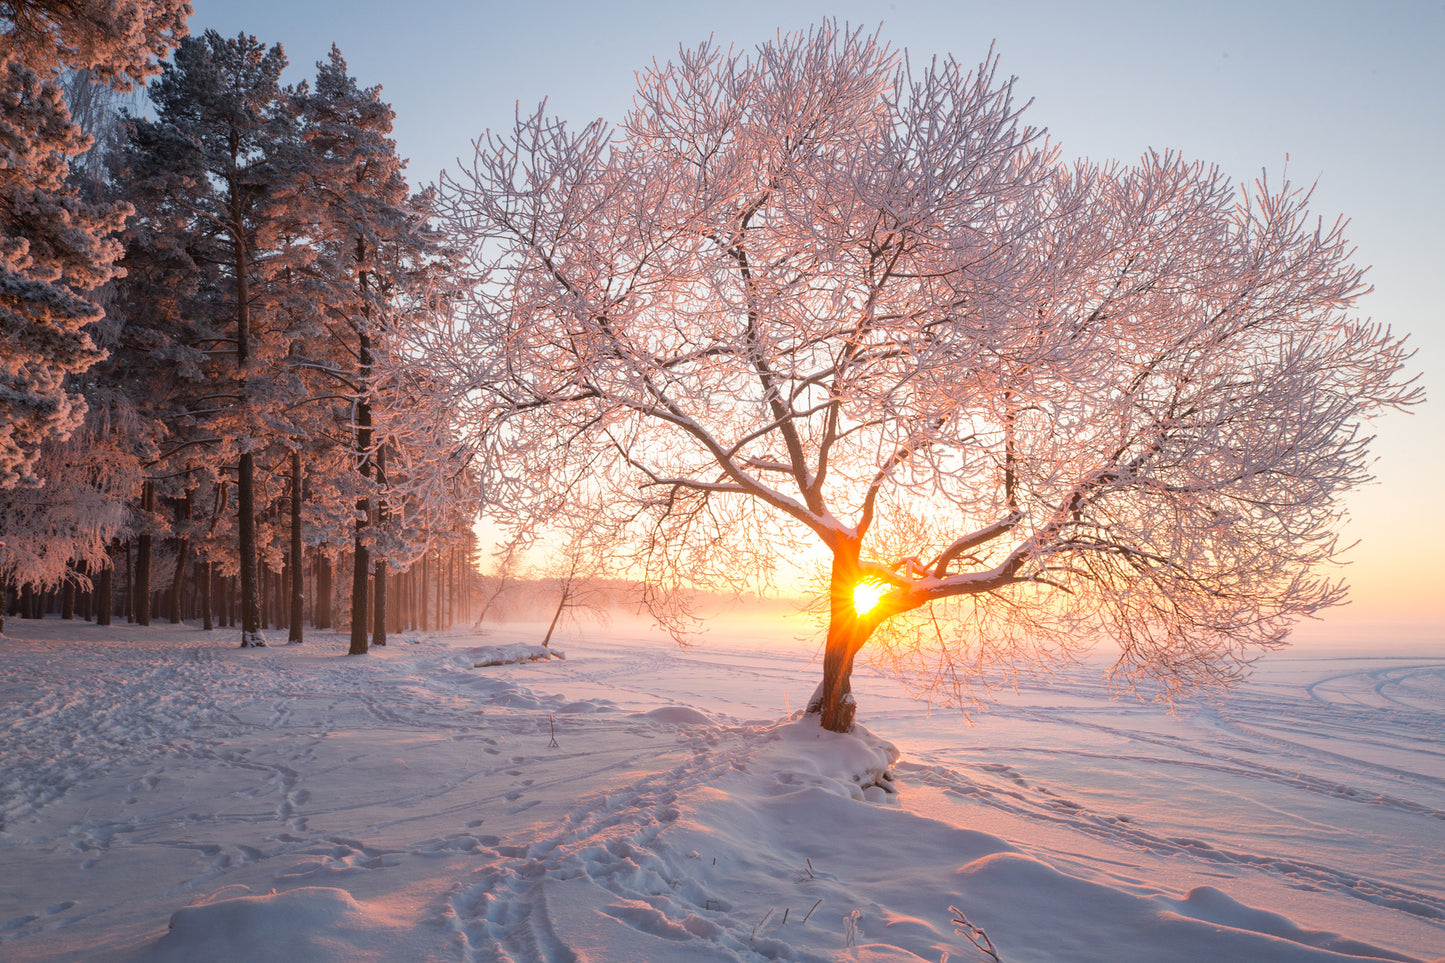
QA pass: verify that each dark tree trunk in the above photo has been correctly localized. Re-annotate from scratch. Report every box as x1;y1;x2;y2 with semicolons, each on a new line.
372;445;387;647
97;544;114;626
419;552;429;632
350;483;371;654
168;493;191;623
122;539;132;622
258;548;269;630
349;306;374;655
541;586;567;648
238;451;262;645
61;571;75;620
199;560;213;630
136;482;154;626
288;449;304;643
315;553;332;628
235;218;264;647
77;559;91;621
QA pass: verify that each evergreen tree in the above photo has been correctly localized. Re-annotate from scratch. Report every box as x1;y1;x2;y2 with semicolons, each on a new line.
297;46;432;654
0;0;188;488
124;30;297;646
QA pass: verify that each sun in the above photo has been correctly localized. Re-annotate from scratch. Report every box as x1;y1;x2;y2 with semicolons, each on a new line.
853;580;886;616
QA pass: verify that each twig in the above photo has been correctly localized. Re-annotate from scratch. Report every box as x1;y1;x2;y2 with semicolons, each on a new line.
802;898;823;923
547;715;559;748
949;905;1001;962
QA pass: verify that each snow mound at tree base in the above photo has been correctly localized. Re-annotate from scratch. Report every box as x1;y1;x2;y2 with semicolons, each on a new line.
752;715;901;802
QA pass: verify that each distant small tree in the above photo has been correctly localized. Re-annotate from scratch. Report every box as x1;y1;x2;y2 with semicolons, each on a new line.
435;24;1421;732
473;545;519;626
537;533;610;647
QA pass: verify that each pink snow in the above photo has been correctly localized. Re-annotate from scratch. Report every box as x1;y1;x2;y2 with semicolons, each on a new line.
0;618;1440;962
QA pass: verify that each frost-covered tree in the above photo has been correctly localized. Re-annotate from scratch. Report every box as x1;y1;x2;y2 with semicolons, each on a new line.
296;46;444;654
2;1;190;90
0;395;145;626
124;30;297;646
435;24;1421;732
0;1;188;487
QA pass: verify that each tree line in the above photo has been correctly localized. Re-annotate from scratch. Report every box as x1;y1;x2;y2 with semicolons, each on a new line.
1;3;480;651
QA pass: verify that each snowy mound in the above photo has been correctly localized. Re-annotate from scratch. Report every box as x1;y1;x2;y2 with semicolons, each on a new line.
461;643;564;666
631;705;715;726
749;716;901;802
146;886;407;962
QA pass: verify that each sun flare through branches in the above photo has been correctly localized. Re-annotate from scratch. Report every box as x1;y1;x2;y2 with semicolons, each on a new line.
853;581;886;616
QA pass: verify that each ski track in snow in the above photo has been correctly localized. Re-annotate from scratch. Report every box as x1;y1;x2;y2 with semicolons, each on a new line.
0;621;1442;961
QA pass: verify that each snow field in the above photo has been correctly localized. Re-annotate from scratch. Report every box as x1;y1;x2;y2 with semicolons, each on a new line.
0;619;1441;961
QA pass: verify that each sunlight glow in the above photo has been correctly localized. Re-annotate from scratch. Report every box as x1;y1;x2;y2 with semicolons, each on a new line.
853;580;886;616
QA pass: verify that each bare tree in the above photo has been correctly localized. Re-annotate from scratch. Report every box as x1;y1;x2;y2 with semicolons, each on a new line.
537;533;610;647
472;543;519;626
433;23;1421;732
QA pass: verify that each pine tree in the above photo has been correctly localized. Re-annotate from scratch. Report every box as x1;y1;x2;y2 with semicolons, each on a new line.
124;30;296;646
297;46;431;654
0;1;189;488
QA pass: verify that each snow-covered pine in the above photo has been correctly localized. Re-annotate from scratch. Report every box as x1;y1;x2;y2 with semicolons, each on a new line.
0;392;145;628
2;1;189;94
0;2;188;489
434;22;1422;732
296;47;452;653
123;30;301;647
0;0;188;624
0;55;111;487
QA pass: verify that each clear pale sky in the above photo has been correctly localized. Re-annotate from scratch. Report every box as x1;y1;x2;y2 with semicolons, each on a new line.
189;0;1443;645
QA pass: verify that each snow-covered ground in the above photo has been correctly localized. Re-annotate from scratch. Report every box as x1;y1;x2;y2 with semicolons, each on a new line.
1;617;1441;962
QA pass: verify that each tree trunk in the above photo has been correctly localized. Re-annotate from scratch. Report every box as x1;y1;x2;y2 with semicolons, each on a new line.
199;560;213;630
372;445;387;647
315;553;332;628
97;543;114;626
809;546;878;733
61;571;75;619
349;251;376;655
349;413;372;654
418;551;429;632
541;583;568;648
238;451;263;645
350;501;371;654
449;547;459;628
168;493;191;623
77;559;91;621
288;449;304;643
235;211;264;647
136;482;154;626
258;547;269;630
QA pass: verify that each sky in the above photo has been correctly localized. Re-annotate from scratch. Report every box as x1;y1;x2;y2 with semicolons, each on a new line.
186;0;1443;642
